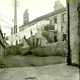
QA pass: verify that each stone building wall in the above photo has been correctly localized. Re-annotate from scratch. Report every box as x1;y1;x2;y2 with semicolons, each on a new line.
70;0;79;65
8;6;66;47
66;0;79;65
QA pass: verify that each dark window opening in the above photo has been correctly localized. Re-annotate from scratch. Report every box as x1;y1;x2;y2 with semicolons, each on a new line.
54;36;57;42
63;13;66;23
63;34;66;41
54;17;57;24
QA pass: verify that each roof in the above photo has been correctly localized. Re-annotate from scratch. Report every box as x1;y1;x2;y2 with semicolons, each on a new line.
19;7;66;28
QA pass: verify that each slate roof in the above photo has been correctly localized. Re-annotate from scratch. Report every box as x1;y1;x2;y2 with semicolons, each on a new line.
19;7;66;28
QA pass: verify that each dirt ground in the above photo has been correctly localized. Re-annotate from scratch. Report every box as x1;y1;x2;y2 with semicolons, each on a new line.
0;55;79;80
0;63;79;80
2;55;67;67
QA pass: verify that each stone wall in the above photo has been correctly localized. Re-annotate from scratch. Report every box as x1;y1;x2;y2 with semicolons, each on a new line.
0;43;4;61
0;30;5;63
0;29;8;63
66;0;79;65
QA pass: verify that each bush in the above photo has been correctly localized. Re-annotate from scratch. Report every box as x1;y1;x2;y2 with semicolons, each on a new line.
31;41;68;57
22;50;32;56
16;50;22;55
6;48;22;56
6;49;14;56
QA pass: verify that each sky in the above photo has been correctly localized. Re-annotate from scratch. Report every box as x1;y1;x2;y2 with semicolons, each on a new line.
0;0;66;37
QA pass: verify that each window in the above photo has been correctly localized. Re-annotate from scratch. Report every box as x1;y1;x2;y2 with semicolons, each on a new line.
63;13;66;23
63;34;66;41
54;35;57;42
54;17;57;24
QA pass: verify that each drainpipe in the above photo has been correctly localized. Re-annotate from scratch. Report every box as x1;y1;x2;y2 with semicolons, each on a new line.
66;0;71;65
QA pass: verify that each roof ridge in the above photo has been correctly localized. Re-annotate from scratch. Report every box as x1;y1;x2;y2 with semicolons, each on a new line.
19;7;66;28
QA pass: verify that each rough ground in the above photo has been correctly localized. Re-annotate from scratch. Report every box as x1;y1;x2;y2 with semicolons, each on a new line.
0;63;79;80
0;55;79;80
2;55;66;67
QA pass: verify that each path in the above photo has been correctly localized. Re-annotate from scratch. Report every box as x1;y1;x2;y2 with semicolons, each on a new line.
0;63;79;80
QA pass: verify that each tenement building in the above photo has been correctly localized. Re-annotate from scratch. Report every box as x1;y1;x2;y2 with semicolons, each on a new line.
7;0;67;48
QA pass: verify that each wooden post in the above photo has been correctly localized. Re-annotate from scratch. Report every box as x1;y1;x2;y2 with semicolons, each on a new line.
66;0;71;65
14;0;17;34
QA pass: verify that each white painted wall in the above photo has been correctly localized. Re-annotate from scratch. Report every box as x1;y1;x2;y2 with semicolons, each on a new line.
8;20;49;45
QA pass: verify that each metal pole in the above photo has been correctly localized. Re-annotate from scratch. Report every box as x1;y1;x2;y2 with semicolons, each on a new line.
14;0;17;34
66;0;71;65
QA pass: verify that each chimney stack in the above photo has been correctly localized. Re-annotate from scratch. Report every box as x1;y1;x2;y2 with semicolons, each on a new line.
54;0;64;11
23;9;29;25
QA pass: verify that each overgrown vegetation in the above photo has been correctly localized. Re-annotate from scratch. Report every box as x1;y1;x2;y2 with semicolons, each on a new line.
31;41;67;57
2;41;67;67
6;41;67;57
6;46;29;56
2;55;66;67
